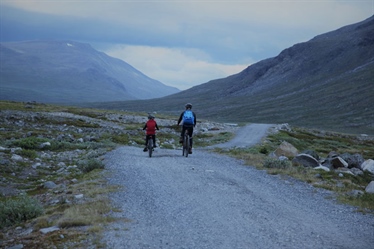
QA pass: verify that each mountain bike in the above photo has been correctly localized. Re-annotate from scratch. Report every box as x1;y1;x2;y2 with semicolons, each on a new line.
182;129;191;157
147;135;154;157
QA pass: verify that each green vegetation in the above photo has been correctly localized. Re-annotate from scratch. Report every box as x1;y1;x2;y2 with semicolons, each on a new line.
263;158;292;169
266;128;374;159
219;127;374;213
11;137;50;150
77;159;105;173
0;195;44;229
195;132;234;147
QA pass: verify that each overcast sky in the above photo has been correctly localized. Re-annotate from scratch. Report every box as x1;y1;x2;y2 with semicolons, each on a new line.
1;1;373;90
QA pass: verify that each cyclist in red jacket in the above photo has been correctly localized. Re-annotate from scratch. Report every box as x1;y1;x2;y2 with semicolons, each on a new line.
143;114;159;152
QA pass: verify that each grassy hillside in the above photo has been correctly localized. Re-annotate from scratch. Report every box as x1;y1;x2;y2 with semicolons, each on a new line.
82;16;374;135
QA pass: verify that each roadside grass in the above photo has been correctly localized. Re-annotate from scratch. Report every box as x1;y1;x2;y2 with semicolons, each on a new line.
0;195;44;229
218;127;374;213
196;131;234;147
0;101;129;247
57;199;115;228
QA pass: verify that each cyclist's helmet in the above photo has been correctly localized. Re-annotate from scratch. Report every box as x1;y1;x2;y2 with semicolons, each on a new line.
185;103;192;109
148;114;155;119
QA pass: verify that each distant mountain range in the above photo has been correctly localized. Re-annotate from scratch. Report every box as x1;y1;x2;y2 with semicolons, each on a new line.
88;15;374;135
0;40;179;103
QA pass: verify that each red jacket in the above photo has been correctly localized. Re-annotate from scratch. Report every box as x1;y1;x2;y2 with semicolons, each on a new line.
143;119;159;135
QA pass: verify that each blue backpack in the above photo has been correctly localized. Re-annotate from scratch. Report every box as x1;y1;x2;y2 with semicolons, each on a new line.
183;110;194;125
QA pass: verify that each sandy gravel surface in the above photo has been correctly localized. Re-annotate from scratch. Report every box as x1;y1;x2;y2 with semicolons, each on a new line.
102;124;374;249
206;123;275;148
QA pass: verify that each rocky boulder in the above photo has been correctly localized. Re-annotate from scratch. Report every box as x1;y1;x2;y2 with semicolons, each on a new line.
274;141;298;158
340;153;365;169
292;153;320;168
365;181;374;193
330;156;349;169
361;159;374;174
301;150;320;160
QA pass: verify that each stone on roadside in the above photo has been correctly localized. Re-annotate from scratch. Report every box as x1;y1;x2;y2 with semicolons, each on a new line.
43;181;57;189
330;157;348;169
350;168;363;176
0;146;7;151
347;190;364;197
274;141;298;158
11;154;23;161
292;153;320;167
39;142;51;149
40;226;60;234
32;162;42;169
361;159;374;174
365;181;374;193
314;165;330;172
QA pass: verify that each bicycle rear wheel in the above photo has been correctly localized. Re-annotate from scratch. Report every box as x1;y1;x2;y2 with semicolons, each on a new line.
182;134;186;156
183;134;190;157
148;137;153;157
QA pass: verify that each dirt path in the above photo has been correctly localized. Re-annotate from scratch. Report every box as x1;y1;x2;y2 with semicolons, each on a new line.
102;123;374;249
207;123;274;148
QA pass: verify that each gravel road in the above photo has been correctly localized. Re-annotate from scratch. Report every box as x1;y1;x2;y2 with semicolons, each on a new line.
206;123;274;149
102;124;374;249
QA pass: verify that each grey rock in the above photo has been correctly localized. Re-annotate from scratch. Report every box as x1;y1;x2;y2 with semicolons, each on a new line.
32;162;42;169
362;159;374;174
302;150;320;160
39;142;51;149
75;194;84;199
274;141;298;158
347;190;364;197
365;181;374;193
40;226;60;234
314;165;330;172
43;181;57;189
336;168;354;176
292;153;320;167
57;162;66;167
349;168;364;176
11;154;23;161
340;153;364;169
330;157;348;169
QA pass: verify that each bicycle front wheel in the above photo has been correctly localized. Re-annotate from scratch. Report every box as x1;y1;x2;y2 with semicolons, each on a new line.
148;138;153;157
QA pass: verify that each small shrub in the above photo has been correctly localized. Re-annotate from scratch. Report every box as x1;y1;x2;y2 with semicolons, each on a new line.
78;159;104;173
49;141;76;151
19;149;38;159
112;134;130;145
0;195;44;229
12;137;50;150
263;158;292;169
259;146;269;154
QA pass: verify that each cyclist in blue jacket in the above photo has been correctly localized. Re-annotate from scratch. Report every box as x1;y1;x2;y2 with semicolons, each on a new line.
177;103;196;154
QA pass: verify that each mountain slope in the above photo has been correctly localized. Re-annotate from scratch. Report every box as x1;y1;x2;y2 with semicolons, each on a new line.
89;15;374;134
0;40;179;103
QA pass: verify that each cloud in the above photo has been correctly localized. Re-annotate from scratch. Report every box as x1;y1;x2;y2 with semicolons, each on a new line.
103;44;249;90
1;0;373;89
